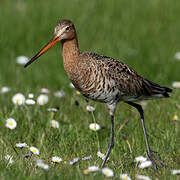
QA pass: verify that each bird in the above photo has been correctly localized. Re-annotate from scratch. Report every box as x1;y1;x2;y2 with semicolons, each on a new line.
24;19;172;169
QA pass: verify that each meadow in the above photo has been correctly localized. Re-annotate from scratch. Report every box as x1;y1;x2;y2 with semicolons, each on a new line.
0;0;179;179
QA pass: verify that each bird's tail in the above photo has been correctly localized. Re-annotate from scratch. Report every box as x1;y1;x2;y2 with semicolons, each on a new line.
142;79;172;98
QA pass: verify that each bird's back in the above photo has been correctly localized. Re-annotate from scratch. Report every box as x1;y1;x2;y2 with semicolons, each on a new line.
70;52;172;103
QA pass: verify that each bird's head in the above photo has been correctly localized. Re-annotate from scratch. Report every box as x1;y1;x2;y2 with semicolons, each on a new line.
24;19;75;68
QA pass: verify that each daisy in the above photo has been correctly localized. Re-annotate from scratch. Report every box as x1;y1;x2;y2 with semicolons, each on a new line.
0;86;11;94
86;105;95;112
51;156;62;163
50;120;59;128
69;157;79;165
5;118;17;130
16;56;29;65
138;160;152;169
47;108;59;112
134;156;147;163
97;151;105;160
88;166;99;172
120;174;131;180
28;93;34;98
54;90;65;98
15;142;27;148
102;167;114;177
136;174;151;180
171;169;180;175
82;155;92;160
5;154;14;164
12;93;25;105
37;161;49;170
172;81;180;88
40;88;50;94
29;146;39;155
37;94;48;105
25;99;36;105
174;52;180;60
89;123;100;131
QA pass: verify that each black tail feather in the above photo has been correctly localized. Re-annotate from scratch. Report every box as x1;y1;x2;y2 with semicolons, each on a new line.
143;79;172;98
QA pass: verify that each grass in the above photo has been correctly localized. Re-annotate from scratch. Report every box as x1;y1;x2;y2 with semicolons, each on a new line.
0;0;180;179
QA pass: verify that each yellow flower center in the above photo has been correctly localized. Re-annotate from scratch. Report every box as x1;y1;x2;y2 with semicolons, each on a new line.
100;153;104;157
53;122;56;126
76;91;80;95
33;149;36;153
105;170;110;175
41;98;45;103
17;98;21;103
93;126;96;130
9;122;13;126
55;159;58;162
173;115;178;121
83;169;88;174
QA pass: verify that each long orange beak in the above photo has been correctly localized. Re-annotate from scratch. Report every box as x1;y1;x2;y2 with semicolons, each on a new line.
24;35;60;68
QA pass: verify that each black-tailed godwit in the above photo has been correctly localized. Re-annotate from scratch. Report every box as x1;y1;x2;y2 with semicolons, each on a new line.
24;19;172;169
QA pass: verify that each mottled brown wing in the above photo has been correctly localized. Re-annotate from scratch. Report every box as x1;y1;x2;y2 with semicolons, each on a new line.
85;52;144;96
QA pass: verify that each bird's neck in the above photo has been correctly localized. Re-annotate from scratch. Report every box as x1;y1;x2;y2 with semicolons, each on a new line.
61;36;80;79
61;37;80;63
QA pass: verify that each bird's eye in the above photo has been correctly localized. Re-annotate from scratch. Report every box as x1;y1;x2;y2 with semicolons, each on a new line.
65;26;70;31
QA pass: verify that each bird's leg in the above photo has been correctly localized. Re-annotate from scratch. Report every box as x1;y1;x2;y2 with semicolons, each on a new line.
102;114;114;168
126;101;166;170
101;103;116;168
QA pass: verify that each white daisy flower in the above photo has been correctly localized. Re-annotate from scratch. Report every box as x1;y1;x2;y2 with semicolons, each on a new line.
28;93;34;98
5;118;17;130
69;157;79;165
102;167;114;177
86;105;95;112
37;94;48;105
5;154;14;164
25;99;36;105
136;174;151;180
88;166;99;172
172;81;180;88
50;120;59;128
53;90;65;98
0;86;11;94
40;88;50;94
174;52;180;60
134;156;147;163
37;161;49;170
16;56;29;65
89;123;100;131
69;82;75;88
47;108;58;112
82;155;92;160
15;142;27;148
171;169;180;175
138;160;152;169
97;151;105;160
120;174;131;180
51;156;62;163
29;146;39;155
12;93;25;105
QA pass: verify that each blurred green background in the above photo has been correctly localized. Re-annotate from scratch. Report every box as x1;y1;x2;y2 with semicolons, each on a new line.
0;0;179;179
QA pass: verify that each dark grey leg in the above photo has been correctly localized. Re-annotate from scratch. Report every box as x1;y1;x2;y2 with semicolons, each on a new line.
101;115;114;168
126;101;166;169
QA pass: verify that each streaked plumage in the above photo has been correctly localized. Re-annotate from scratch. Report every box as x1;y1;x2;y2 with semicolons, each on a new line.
25;19;172;169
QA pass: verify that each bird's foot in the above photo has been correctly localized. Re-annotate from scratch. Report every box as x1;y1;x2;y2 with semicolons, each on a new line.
147;149;167;170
